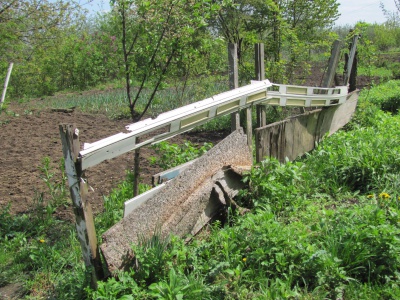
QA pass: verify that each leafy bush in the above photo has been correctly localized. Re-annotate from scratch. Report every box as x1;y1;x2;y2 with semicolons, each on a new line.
241;158;305;213
362;80;400;114
304;113;400;194
391;62;400;80
150;140;213;170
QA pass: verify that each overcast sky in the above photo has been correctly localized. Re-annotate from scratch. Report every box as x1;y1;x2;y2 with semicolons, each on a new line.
81;0;399;26
337;0;398;25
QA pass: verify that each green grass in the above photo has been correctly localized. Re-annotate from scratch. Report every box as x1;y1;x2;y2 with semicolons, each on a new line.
357;65;393;82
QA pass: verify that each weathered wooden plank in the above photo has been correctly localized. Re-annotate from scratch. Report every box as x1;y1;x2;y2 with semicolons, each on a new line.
59;124;102;288
80;179;103;279
246;107;253;152
229;43;240;131
322;40;342;88
255;91;359;163
255;43;267;128
344;35;359;87
322;90;359;137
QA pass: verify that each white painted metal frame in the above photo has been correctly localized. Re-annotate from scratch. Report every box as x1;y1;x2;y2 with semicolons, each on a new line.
265;84;348;107
80;79;272;170
80;80;348;170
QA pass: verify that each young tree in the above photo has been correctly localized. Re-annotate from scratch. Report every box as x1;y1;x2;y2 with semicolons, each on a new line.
0;0;86;96
111;0;217;122
209;0;339;83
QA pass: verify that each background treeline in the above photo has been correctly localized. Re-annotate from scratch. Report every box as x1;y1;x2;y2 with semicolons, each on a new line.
1;0;399;100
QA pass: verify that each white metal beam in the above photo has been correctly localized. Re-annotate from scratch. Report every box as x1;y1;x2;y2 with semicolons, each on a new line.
79;80;348;170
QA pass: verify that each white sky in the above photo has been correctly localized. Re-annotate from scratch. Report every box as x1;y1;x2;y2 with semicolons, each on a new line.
337;0;398;25
81;0;399;26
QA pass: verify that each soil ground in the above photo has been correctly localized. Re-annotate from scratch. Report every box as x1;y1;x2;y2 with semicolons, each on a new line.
0;103;228;221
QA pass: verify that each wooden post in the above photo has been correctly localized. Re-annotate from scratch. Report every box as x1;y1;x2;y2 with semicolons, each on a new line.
246;106;253;153
1;62;13;109
322;40;342;88
133;137;140;196
255;44;266;128
59;124;103;289
344;35;359;89
228;43;240;131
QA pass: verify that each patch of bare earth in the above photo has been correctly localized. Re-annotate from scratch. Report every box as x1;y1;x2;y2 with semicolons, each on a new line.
0;282;25;300
0;102;227;222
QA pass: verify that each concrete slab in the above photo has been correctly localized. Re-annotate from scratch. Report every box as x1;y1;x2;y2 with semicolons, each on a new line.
101;129;252;273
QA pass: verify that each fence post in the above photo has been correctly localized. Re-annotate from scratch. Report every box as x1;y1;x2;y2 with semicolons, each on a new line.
59;124;103;289
228;43;240;131
1;62;13;109
322;40;342;88
255;43;266;128
344;34;359;91
133;137;140;196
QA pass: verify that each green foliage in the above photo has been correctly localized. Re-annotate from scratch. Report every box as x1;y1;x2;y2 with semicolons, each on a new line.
132;230;172;286
391;62;400;79
150;140;213;170
241;158;304;212
38;157;67;207
149;268;207;299
89;269;147;299
96;172;151;235
304;113;400;194
361;80;400;113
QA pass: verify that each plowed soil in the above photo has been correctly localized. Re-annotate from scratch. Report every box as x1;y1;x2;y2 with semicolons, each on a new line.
0;103;227;221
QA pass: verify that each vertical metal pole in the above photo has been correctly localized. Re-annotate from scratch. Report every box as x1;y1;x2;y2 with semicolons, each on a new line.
228;43;240;131
1;62;13;109
59;124;103;289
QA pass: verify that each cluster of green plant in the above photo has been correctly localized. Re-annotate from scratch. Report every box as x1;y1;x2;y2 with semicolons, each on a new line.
27;76;229;121
150;141;213;171
0;157;87;299
349;79;400;130
361;80;400;114
0;158;152;298
96;172;151;236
